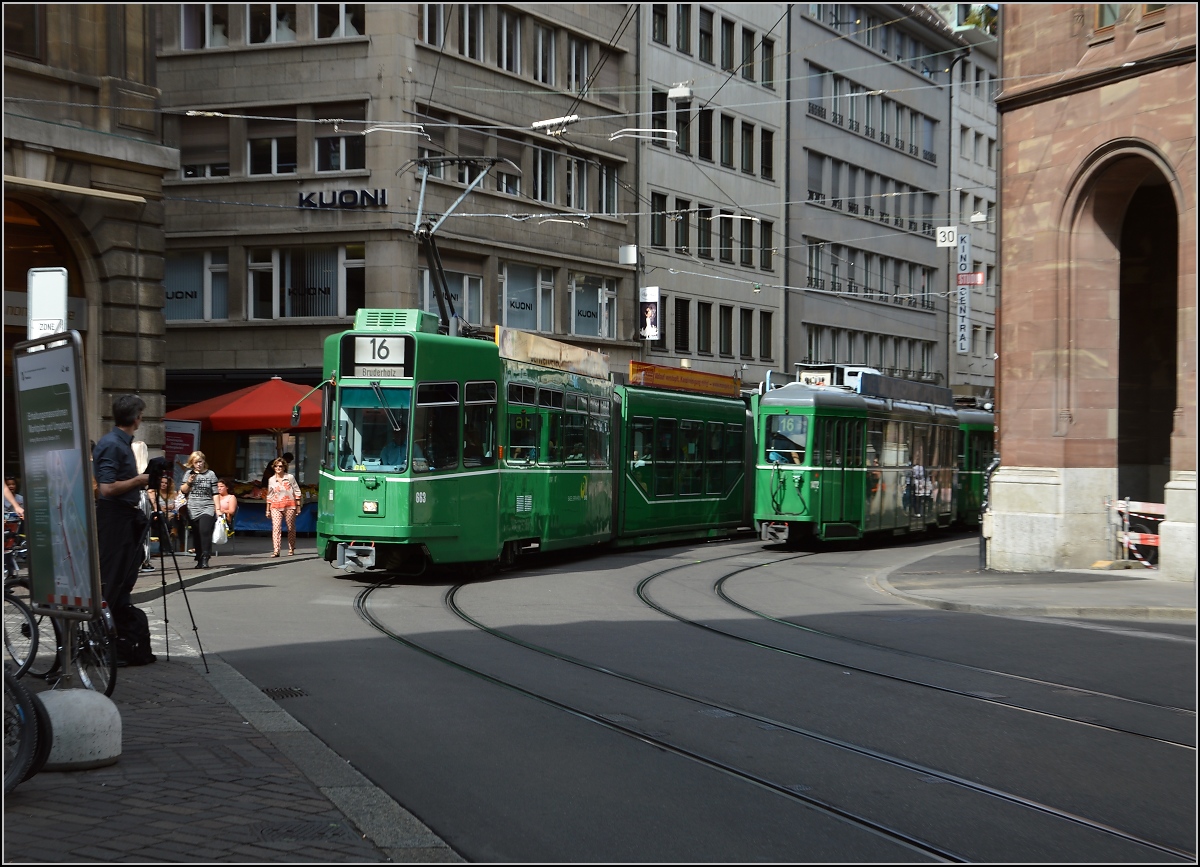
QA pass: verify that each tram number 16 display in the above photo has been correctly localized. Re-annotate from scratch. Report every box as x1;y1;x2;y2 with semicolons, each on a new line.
354;335;406;378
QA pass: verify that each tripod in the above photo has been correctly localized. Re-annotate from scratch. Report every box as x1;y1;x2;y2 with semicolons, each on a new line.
150;508;209;672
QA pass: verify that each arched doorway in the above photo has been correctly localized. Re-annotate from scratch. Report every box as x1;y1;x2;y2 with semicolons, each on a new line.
1118;178;1177;504
3;198;88;476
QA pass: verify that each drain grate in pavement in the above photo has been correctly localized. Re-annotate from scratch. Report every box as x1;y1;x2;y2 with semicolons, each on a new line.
262;686;309;699
256;820;359;843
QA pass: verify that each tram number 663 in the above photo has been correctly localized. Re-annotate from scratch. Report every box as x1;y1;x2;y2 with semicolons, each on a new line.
414;491;427;504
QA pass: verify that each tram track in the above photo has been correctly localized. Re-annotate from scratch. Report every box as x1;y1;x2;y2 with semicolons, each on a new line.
636;559;1196;749
355;551;1194;862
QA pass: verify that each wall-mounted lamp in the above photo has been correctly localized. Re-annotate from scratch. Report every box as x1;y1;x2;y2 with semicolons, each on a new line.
970;211;987;223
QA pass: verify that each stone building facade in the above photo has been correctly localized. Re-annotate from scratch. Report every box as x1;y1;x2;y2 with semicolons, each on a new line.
990;4;1196;580
155;3;638;481
3;4;177;462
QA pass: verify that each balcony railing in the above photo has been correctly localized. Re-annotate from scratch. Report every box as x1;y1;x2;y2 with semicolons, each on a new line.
922;222;934;236
832;112;844;126
922;149;937;163
880;132;890;145
848;119;860;133
807;189;826;204
864;205;874;217
879;210;889;222
831;281;842;292
806;275;825;289
908;220;918;231
865;125;875;139
848;202;859;214
909;143;919;156
895;137;905;151
807;101;827;119
893;215;904;227
831;198;842;209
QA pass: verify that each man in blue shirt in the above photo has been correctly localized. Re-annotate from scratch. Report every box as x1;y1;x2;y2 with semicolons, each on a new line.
93;395;155;664
379;427;408;469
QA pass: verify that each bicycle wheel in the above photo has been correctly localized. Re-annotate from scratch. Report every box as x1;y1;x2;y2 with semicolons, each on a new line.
4;665;38;794
27;613;61;681
73;614;116;697
3;594;37;679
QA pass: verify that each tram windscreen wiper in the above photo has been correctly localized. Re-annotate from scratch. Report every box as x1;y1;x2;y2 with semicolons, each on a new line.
370;381;403;432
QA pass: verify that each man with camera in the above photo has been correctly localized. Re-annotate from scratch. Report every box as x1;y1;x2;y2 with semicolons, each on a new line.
93;394;168;666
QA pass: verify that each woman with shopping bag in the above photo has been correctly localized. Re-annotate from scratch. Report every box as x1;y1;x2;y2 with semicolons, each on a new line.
265;457;302;557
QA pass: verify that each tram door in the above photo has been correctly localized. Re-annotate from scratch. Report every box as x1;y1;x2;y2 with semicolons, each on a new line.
820;419;846;526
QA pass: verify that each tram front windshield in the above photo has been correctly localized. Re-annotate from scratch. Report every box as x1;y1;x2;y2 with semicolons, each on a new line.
337;386;412;471
766;415;807;464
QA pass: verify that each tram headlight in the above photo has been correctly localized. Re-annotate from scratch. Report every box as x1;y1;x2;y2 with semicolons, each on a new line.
363;500;379;514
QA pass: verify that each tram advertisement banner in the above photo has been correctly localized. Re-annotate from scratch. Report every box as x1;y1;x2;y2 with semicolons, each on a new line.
12;331;100;616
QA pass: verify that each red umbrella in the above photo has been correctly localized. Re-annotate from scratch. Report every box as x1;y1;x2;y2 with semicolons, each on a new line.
164;376;322;432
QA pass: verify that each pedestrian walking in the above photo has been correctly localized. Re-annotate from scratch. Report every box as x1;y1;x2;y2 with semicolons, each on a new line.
265;457;301;557
180;451;220;569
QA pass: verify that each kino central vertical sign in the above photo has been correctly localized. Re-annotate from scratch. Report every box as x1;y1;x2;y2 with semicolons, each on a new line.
956;234;972;355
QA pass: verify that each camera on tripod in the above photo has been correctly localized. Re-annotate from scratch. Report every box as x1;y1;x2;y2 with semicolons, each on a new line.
146;456;169;494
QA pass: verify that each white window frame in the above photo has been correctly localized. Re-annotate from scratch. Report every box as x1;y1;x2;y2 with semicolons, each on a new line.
165;250;229;322
460;3;483;59
181;4;230;49
420;3;443;45
420;268;483;324
248;244;360;320
315;134;365;172
533;148;555;203
248;137;297;175
536;24;555;85
500;264;553;332
417;143;444;178
247;3;298;44
498;9;521;74
566;158;588;211
568;272;616;339
598;164;618;215
315;3;363;39
569;36;588;95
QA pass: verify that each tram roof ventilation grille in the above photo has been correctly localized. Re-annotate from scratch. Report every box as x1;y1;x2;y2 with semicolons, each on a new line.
354;308;440;333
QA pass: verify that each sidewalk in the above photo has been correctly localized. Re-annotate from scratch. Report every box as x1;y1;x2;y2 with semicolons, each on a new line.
875;547;1197;621
4;532;461;864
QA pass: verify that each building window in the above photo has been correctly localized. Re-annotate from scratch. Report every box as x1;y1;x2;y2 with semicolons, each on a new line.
652;4;668;44
697;206;713;258
497;9;520;73
760;129;774;180
741;27;755;79
806;239;823;289
537;26;556;85
316;3;363;38
533;148;555;202
418;3;442;45
651;294;668;350
460;4;483;59
495;134;522;193
422;268;483;325
697;109;713;161
652;89;669;148
500;263;553;332
740;122;754;173
676;100;692;154
761;37;774;88
599;164;618;215
675;297;691;352
739;308;753;357
316;133;366;172
248;114;297;174
697;302;712;353
677;4;691;53
720;17;734;70
759;220;774;270
740;218;754;267
569;272;616;338
675;198;691;252
249;244;364;319
1097;4;1120;29
181;4;229;50
719;305;733;355
248;3;297;44
718;211;733;262
759;310;772;359
180;115;230;178
720;114;734;167
570;36;591;94
165;250;228;321
698;7;713;63
566;158;588;211
651;192;668;249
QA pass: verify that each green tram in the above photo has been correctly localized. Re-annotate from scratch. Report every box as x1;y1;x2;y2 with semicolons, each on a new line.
315;309;748;572
751;372;964;544
954;408;997;528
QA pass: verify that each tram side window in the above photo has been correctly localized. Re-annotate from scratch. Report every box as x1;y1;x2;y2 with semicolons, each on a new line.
655;418;676;496
766;415;806;464
323;385;337;468
883;420;907;467
704;422;724;494
679;420;704;495
413;382;459;472
630;417;653;494
464;381;497;468
588;412;610;467
724;422;744;493
848;420;864;467
539;389;565;464
508;411;541;464
867;421;884;496
563;399;588;463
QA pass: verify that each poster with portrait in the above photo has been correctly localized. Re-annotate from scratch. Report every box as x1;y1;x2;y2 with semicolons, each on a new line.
639;285;661;341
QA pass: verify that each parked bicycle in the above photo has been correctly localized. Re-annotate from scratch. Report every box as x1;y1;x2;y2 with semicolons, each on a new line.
4;662;38;794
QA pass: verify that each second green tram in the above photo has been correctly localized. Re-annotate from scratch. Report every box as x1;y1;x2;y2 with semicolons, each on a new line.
316;309;748;572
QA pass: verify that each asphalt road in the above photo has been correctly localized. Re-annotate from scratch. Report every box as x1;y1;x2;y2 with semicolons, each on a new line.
183;534;1197;862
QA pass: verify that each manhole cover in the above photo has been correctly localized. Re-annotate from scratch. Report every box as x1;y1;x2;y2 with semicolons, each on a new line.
262;686;308;699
